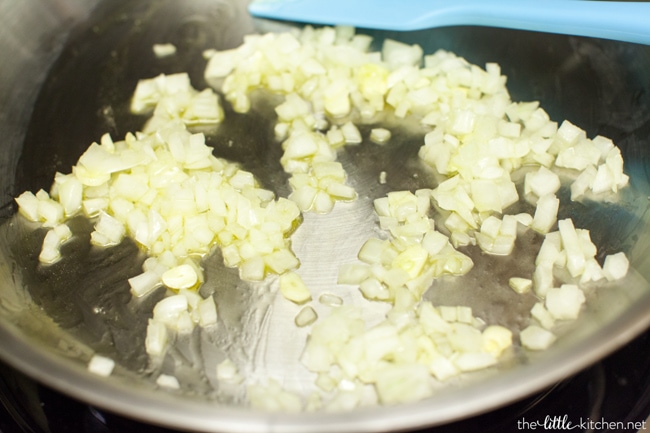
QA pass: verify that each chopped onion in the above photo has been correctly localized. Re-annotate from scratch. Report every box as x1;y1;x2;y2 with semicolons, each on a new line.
38;224;72;264
279;272;312;304
374;364;432;404
558;218;585;278
520;325;556;351
13;23;635;411
531;193;559;234
603;252;629;281
530;302;555;329
318;293;343;307
88;354;115;377
248;379;303;413
295;305;318;327
370;128;391;144
216;358;244;384
131;73;224;131
128;270;162;297
15;191;40;222
153;294;188;324
145;319;169;356
508;277;532;294
161;264;198;290
454;352;497;372
382;39;423;69
337;263;371;285
197;296;218;327
481;326;512;357
156;374;180;389
153;43;177;58
545;284;585;320
524;166;561;197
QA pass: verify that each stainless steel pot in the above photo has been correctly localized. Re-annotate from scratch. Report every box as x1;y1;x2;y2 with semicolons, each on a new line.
1;0;650;432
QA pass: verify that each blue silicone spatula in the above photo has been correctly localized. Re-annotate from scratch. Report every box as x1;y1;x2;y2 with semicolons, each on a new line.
248;0;650;45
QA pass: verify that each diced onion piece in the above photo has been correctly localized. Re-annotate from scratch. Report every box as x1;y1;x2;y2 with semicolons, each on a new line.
535;231;562;267
91;211;125;247
36;193;65;228
570;164;597;201
437;307;458;325
555;120;584;147
283;132;319;160
392;245;428;279
481;326;512;357
429;356;460;381
153;43;177;58
370;128;391;144
509;277;532;294
471;180;504;214
145;319;169;356
326;183;357;201
39;224;72;264
315;373;338;392
341;121;362;144
15;191;40;221
326;126;345;147
513;213;533;227
524;166;561;197
248;379;303;413
82;198;109;218
295;305;318;327
603;252;629;281
128;271;162;297
337;263;371;285
197;296;218;327
161;264;198;290
318;293;344;307
555;139;601;171
88;355;115;377
520;325;556;351
153;294;188;323
592;164;615;194
216;358;244;384
57;175;83;217
359;278;390;301
131;72;191;114
545;284;585;320
39;239;61;264
476;215;516;256
279;272;312;304
374;364;432;405
558;218;586;278
530;302;555;329
156;374;180;389
533;262;554;298
239;256;265;281
52;222;72;242
531;193;559;234
265;249;300;275
454;352;497;372
358;238;387;265
382;39;423;69
580;258;605;284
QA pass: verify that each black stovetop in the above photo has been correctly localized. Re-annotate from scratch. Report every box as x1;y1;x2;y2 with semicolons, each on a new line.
1;329;649;433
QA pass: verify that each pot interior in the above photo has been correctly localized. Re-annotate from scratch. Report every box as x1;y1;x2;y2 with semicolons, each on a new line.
1;0;650;432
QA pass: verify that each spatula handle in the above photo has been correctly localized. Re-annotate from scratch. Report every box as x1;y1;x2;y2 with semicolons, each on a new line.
248;0;650;45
